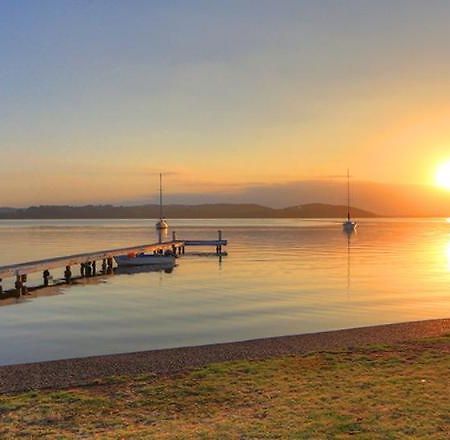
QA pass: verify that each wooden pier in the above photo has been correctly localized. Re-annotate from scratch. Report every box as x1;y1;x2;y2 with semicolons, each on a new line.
0;231;227;295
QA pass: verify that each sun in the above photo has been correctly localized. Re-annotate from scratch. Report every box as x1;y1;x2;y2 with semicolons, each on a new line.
436;161;450;190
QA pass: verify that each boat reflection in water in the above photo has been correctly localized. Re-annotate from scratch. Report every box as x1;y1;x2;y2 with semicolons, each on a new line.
114;262;176;275
343;227;356;294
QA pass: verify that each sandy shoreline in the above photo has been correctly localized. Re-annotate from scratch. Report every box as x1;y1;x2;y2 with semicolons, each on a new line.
0;318;449;393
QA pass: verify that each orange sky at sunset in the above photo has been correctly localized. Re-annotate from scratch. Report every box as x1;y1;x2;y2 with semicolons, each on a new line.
1;1;449;215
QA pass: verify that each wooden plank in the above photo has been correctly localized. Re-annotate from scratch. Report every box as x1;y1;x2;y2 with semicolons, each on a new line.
0;241;185;279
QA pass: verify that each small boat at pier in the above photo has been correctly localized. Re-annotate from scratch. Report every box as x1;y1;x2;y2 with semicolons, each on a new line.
115;263;175;275
114;253;176;267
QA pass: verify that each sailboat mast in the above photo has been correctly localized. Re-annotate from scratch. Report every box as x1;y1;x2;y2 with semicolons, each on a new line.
159;173;163;220
347;169;351;221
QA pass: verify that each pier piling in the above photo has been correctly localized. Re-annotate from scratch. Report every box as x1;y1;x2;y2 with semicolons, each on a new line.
15;275;21;295
64;266;72;283
217;230;223;255
15;274;27;295
107;258;113;274
0;235;227;293
43;270;50;287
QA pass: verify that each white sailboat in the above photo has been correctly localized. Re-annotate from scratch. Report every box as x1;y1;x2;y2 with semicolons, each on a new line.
343;169;358;232
115;173;173;268
155;173;169;230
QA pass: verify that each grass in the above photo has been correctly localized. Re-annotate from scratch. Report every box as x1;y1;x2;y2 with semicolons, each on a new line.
0;335;449;439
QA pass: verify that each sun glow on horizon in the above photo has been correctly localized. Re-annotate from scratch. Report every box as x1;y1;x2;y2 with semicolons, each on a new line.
436;161;450;190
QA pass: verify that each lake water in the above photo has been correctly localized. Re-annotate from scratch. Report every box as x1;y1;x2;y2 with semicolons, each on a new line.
0;218;449;365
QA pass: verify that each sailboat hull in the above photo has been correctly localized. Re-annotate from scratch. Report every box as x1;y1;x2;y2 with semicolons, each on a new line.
343;169;358;232
156;219;169;230
343;221;357;232
155;173;169;230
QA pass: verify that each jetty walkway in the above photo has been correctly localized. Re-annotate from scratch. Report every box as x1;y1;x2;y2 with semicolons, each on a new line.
0;231;227;294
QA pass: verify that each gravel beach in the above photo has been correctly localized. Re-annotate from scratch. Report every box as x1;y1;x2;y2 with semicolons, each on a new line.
0;318;448;393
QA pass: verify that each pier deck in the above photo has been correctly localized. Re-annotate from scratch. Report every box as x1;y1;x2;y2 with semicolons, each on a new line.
0;241;186;279
0;231;227;294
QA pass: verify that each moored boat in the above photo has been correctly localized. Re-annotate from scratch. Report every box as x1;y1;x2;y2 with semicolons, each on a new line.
343;169;358;232
115;262;175;274
343;219;357;232
155;173;169;230
156;218;169;230
114;253;176;267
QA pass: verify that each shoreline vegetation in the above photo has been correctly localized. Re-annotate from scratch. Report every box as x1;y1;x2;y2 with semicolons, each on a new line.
0;203;377;219
0;319;448;438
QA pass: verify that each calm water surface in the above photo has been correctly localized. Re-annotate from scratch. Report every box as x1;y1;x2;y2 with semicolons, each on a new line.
0;218;448;365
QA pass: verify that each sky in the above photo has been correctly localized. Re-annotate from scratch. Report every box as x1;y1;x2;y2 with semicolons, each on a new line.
1;0;449;213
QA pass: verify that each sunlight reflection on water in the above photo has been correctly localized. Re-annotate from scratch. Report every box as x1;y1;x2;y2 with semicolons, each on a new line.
446;240;450;271
0;218;448;365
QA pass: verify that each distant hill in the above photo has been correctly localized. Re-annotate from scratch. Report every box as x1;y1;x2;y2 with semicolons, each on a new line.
0;207;16;214
0;203;376;219
280;203;375;218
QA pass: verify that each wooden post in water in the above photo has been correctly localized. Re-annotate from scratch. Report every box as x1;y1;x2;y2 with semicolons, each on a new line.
217;230;223;255
21;274;28;294
92;261;97;276
101;259;107;273
0;278;2;294
15;274;27;295
64;266;72;284
15;275;22;296
107;258;113;273
43;270;50;287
